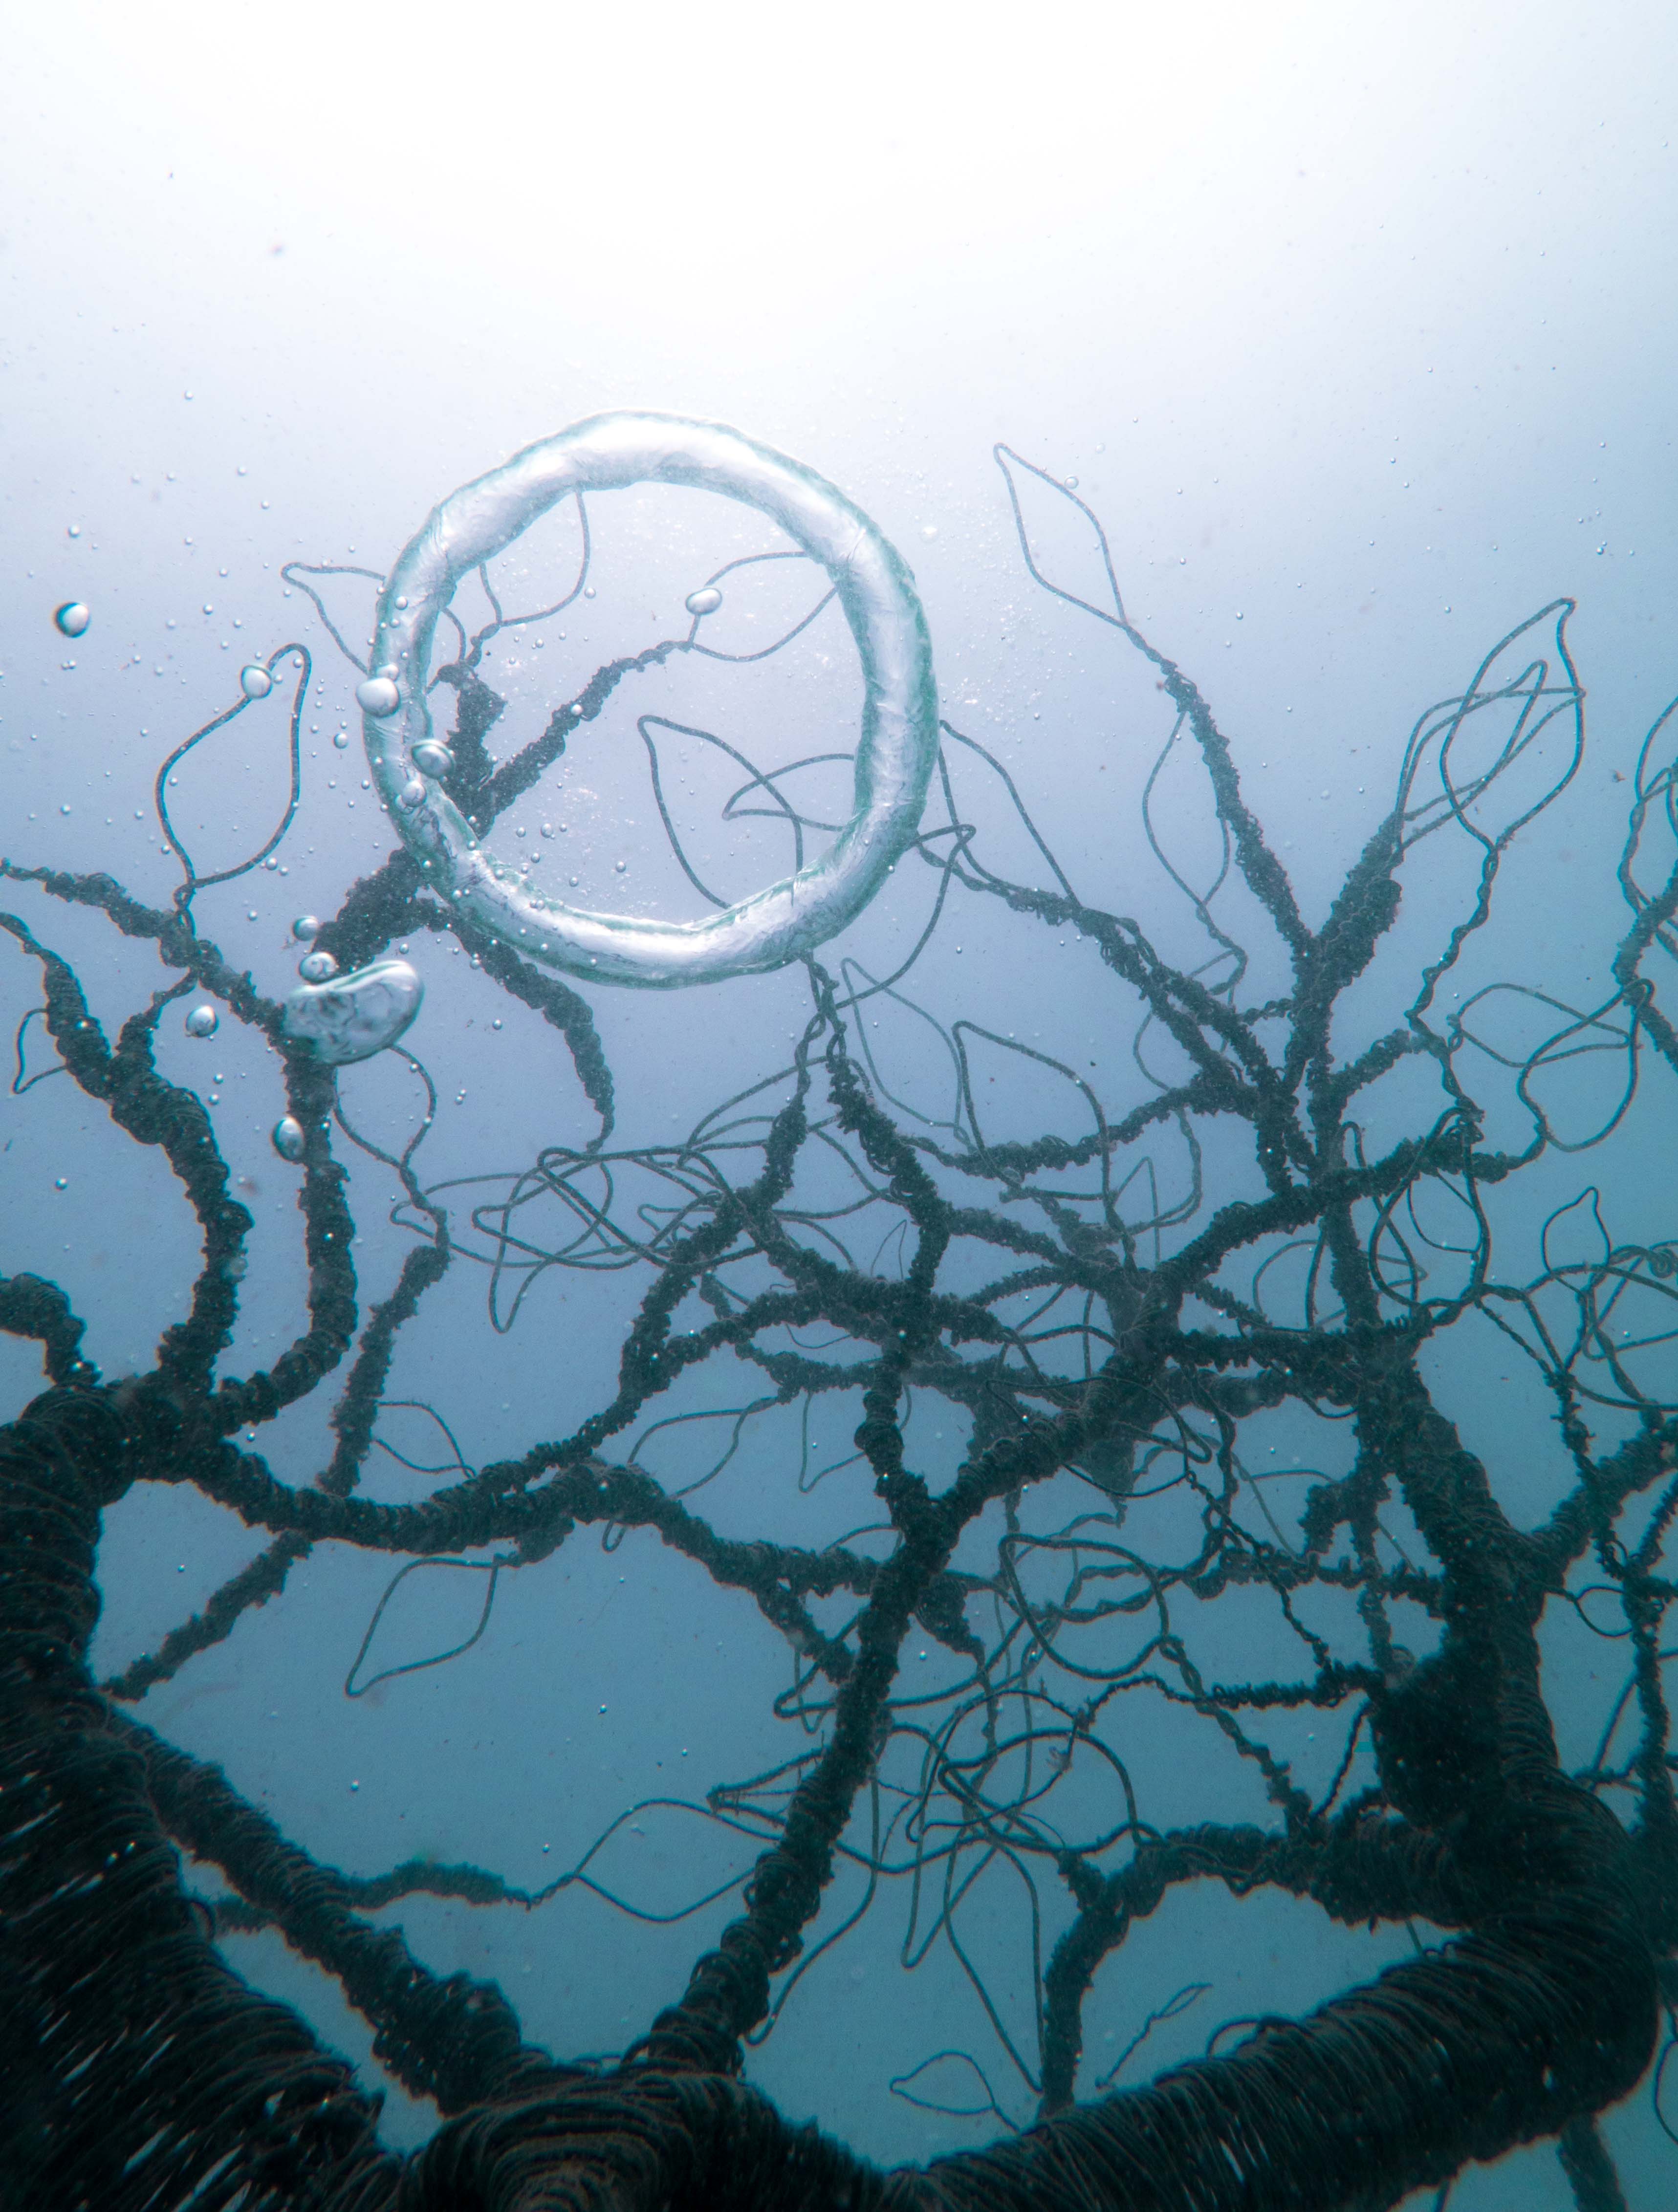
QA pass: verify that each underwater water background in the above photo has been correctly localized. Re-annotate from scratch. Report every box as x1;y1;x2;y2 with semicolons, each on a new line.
3;3;1677;2204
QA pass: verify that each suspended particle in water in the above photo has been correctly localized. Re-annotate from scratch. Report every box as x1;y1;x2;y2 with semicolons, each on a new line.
684;586;723;617
291;914;321;941
298;949;339;982
54;602;91;639
184;1004;219;1038
411;740;454;776
271;1115;306;1163
240;663;274;700
356;674;400;716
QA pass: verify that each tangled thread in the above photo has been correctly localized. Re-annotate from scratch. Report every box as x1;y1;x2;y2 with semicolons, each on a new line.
1;443;1677;2211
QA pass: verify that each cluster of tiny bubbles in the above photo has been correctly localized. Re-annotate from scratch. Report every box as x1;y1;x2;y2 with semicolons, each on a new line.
356;671;400;717
239;664;274;701
412;740;454;776
184;1005;218;1039
53;602;91;639
271;1115;306;1164
298;950;339;983
291;915;321;942
684;586;723;617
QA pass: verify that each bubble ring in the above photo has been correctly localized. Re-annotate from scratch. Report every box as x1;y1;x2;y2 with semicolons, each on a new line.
366;413;939;989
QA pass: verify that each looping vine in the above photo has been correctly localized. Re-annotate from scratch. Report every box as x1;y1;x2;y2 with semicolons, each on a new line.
3;446;1677;2210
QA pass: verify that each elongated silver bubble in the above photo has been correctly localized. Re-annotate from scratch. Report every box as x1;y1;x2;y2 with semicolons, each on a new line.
363;413;939;990
283;957;423;1065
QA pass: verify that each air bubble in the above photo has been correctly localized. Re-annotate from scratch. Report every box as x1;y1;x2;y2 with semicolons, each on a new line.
240;664;274;700
684;586;723;617
283;957;424;1065
333;730;351;749
412;740;455;776
356;675;400;716
54;602;91;639
291;914;321;941
271;1115;306;1163
185;1005;219;1039
398;777;427;808
298;950;339;982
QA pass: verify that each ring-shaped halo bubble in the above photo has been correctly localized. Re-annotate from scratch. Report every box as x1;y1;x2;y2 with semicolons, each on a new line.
366;413;939;989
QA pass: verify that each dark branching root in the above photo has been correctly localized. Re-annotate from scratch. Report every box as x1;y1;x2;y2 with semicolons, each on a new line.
3;457;1678;2211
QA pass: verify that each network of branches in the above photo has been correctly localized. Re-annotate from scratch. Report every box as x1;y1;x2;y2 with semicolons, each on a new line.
2;449;1678;2212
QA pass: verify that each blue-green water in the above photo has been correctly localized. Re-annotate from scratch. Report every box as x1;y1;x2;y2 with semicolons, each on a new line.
3;8;1677;2206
